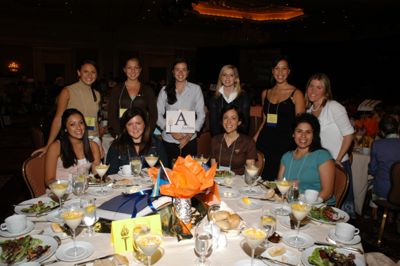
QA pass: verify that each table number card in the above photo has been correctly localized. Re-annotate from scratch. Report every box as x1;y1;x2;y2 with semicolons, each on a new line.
166;110;195;133
111;214;162;254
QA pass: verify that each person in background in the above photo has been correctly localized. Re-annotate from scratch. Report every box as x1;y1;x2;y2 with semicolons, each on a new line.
208;65;250;136
156;58;205;166
210;105;257;175
33;60;101;156
254;55;305;180
45;109;101;186
278;113;335;204
305;73;355;215
106;107;168;174
108;57;157;136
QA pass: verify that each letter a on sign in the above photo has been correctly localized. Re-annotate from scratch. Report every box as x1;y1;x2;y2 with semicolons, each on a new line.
166;110;195;133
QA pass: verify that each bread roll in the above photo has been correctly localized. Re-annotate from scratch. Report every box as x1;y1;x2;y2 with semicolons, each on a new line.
216;220;231;230
265;188;275;199
228;214;241;229
112;254;129;265
268;246;286;257
51;223;62;233
212;210;230;221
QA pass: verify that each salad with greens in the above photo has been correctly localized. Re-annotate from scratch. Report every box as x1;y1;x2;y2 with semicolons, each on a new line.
0;235;50;264
309;206;343;222
308;247;356;266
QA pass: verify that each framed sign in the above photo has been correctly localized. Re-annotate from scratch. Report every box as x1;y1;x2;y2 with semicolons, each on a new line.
166;110;195;133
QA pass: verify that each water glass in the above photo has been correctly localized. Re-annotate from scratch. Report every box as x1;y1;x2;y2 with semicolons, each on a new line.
131;156;143;177
81;197;96;236
194;224;213;266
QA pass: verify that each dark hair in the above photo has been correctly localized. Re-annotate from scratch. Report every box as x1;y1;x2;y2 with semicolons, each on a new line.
270;55;291;86
220;105;244;132
379;115;399;137
293;113;323;152
165;58;189;105
115;107;152;156
59;108;94;168
78;59;99;102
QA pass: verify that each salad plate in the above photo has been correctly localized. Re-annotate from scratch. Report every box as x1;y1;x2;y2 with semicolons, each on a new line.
282;232;314;249
219;187;240;199
238;197;262;210
0;221;34;238
308;206;349;224
279;216;311;230
87;175;112;187
261;246;299;266
301;246;365;266
117;171;134;178
55;241;94;262
14;198;58;217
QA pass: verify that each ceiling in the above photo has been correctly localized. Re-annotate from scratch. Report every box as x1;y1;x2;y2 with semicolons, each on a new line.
0;0;400;46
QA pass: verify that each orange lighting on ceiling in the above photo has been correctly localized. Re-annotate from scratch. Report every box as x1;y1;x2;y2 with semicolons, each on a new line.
192;2;304;21
8;61;20;72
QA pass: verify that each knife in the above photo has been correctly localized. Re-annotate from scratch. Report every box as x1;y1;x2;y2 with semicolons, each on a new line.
256;255;297;266
73;254;115;266
314;241;364;254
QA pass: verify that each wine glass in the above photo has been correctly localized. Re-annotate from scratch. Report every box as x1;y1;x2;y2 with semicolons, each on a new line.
242;227;267;266
61;206;84;257
194;224;213;266
289;201;311;248
131;156;143;177
49;179;69;209
132;221;151;263
243;163;260;195
274;178;292;216
194;154;210;166
136;234;162;266
145;153;159;168
260;207;276;248
81;197;96;236
95;163;109;195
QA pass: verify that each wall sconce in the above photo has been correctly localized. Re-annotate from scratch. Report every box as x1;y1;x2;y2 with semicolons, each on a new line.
8;61;20;72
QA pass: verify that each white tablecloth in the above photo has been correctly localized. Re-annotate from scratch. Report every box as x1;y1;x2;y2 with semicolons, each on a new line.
351;152;373;215
7;175;366;265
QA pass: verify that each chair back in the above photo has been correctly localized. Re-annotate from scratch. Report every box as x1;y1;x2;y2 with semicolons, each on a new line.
255;151;265;177
31;127;44;149
197;131;211;158
334;164;349;208
22;153;46;198
388;161;400;206
249;105;263;137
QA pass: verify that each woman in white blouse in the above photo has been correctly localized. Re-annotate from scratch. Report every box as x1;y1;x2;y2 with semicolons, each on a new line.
156;58;205;166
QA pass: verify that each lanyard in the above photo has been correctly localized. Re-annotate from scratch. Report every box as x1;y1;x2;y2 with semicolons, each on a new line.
218;134;238;169
287;151;308;180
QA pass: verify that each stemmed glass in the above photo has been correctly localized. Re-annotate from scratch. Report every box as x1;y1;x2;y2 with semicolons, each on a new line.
194;154;210;166
81;197;96;236
289;201;311;248
132;221;151;263
131;156;143;177
95;163;109;195
243;163;260;195
274;178;292;216
49;179;69;210
194;224;213;266
136;234;162;266
260;207;276;248
61;205;84;257
145;152;159;168
242;227;267;266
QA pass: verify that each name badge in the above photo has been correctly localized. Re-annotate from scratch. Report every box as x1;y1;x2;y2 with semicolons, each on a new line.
266;113;278;127
166;110;195;133
119;108;127;118
85;116;96;131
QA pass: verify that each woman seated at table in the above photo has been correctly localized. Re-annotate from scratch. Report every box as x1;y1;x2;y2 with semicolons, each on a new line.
277;113;335;204
45;108;101;186
106;107;168;174
210;105;257;175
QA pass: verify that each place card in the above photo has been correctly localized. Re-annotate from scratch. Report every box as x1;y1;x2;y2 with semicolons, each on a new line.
110;214;162;254
166;110;195;133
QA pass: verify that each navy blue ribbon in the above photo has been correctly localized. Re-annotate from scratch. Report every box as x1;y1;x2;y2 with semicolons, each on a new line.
117;189;158;218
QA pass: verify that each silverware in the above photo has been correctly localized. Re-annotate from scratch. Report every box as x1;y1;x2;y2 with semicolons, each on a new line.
218;183;232;189
247;196;273;201
256;255;297;266
35;205;59;217
73;254;115;266
314;241;364;254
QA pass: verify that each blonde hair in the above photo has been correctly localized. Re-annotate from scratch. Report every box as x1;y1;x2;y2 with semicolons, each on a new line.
215;65;241;97
305;73;333;109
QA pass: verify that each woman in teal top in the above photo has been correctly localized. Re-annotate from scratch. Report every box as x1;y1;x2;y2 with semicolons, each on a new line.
278;113;335;205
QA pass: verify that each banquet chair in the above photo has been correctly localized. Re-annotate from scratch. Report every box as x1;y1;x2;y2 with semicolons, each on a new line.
255;151;265;176
334;164;349;208
22;153;46;198
197;131;211;158
249;105;263;137
374;161;400;246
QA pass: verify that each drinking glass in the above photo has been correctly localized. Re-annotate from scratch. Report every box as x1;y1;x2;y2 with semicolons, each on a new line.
289;201;311;247
274;178;292;216
132;221;151;263
61;205;84;257
287;179;299;203
194;224;213;266
260;207;276;248
243;163;259;195
81;197;96;236
194;154;210;166
131;156;143;177
72;172;87;198
144;152;159;168
242;227;267;266
95;163;109;195
49;179;69;209
136;234;162;266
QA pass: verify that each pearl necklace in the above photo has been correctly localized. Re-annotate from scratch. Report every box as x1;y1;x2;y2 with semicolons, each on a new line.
311;103;322;112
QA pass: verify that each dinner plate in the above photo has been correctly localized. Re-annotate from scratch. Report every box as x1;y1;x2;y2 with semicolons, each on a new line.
308;206;350;225
88;176;112;187
0;235;58;265
14;198;58;217
87;186;113;197
261;246;299;266
278;216;311;230
238;198;262;210
55;241;94;262
219;187;240;199
301;246;365;266
328;229;361;245
0;221;34;238
233;259;265;266
239;186;265;196
282;232;314;249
